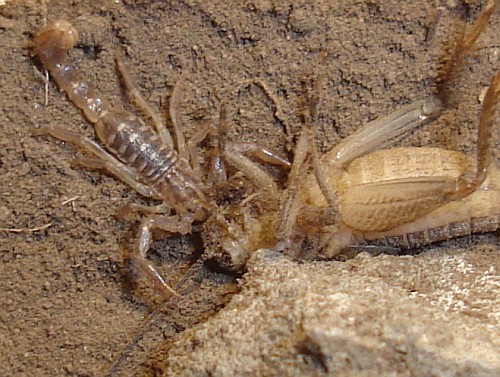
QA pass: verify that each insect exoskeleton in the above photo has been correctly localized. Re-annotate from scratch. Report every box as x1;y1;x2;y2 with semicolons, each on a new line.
302;147;470;232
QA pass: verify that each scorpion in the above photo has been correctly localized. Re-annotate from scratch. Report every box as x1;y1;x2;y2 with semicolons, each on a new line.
31;20;289;296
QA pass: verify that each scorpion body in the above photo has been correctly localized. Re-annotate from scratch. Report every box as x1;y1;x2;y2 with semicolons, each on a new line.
33;20;210;296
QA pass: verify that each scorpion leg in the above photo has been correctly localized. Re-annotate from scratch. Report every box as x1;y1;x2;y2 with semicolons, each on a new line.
169;69;189;162
114;52;175;150
222;146;279;195
135;214;194;297
35;126;157;198
115;203;170;221
213;78;292;191
221;141;292;195
215;102;291;194
226;142;291;167
186;123;215;179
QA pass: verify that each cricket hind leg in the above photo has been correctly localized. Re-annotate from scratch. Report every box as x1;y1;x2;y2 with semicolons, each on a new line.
447;1;500;198
436;0;498;106
450;69;500;200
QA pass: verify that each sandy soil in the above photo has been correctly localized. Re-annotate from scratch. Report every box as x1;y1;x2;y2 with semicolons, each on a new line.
0;0;498;376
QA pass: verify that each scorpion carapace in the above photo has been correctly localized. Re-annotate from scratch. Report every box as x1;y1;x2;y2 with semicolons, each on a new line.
33;20;212;297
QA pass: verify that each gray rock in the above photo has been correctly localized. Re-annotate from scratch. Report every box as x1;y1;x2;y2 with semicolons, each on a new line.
165;247;500;376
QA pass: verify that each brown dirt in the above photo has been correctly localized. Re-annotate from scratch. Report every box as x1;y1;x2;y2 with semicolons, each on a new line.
0;0;498;376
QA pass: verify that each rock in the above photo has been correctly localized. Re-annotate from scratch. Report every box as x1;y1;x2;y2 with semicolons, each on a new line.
165;247;500;376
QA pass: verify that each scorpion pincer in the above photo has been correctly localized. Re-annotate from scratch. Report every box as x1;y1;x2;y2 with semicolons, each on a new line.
32;20;212;297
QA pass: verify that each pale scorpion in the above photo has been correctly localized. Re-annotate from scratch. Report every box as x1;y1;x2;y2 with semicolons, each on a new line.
31;20;289;296
32;21;213;297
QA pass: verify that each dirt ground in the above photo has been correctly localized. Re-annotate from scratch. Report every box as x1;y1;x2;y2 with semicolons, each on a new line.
0;0;498;376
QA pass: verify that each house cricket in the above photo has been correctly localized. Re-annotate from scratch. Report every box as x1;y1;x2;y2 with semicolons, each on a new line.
202;0;500;270
291;0;500;259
